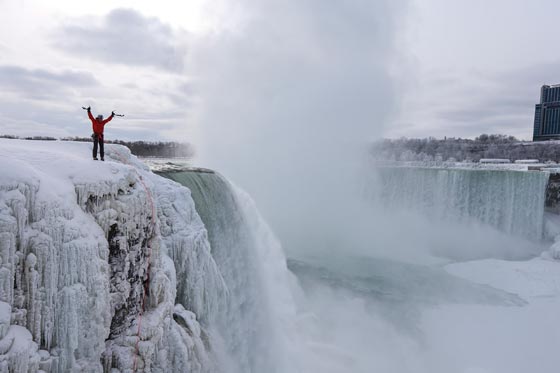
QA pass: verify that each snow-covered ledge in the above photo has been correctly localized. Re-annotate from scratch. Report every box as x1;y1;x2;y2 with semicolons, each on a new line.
0;139;218;372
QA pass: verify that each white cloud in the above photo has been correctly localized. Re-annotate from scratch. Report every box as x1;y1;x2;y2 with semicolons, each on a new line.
53;8;187;72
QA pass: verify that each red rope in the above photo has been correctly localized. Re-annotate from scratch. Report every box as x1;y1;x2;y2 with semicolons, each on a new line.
109;147;156;372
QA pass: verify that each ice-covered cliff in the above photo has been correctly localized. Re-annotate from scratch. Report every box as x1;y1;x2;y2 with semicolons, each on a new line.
0;139;289;372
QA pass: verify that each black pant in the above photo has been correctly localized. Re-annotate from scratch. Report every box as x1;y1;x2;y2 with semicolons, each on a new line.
93;134;104;159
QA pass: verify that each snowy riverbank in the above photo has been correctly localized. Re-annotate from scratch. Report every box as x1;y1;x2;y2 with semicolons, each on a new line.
419;257;560;373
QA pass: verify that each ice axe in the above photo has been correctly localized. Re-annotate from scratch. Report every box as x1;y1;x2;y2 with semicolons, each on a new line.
81;107;124;117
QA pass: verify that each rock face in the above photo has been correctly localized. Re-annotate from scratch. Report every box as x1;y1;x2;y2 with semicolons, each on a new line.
0;140;217;372
545;172;560;214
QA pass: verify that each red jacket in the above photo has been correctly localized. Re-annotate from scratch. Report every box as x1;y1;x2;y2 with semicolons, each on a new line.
88;110;114;135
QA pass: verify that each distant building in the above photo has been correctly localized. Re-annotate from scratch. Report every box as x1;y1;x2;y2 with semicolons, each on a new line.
533;84;560;141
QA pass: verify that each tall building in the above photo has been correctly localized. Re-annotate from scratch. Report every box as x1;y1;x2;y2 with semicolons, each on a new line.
533;84;560;141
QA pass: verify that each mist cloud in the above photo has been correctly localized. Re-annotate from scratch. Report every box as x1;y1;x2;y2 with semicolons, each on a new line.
190;0;409;249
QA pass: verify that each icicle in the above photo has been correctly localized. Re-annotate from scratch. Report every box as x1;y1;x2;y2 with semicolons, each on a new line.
24;253;40;343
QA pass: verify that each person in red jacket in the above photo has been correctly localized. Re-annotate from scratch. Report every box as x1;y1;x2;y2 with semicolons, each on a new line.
86;106;114;161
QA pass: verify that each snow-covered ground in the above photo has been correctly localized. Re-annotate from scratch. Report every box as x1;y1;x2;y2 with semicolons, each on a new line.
420;257;560;373
375;160;560;172
287;250;560;373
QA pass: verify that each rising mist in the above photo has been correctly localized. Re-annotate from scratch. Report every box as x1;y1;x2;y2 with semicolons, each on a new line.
189;0;407;253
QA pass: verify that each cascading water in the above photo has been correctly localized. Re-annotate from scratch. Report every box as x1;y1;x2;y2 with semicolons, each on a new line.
155;163;554;373
157;168;297;373
373;167;550;241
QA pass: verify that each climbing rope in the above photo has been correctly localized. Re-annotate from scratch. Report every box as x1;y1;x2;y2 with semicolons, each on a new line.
109;147;157;372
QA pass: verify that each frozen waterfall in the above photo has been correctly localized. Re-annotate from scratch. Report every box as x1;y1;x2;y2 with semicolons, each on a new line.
158;169;298;373
373;166;550;241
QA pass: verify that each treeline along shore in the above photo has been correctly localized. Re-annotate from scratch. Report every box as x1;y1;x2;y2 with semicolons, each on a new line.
374;134;560;163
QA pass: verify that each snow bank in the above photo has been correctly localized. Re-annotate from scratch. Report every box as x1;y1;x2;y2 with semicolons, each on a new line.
446;258;560;298
0;139;218;372
479;158;511;164
417;258;560;373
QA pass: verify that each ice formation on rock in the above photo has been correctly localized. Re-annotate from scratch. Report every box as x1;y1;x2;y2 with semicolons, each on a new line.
0;140;223;372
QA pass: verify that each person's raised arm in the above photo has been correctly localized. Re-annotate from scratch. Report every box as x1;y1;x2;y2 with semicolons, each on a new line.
101;111;115;125
87;107;95;122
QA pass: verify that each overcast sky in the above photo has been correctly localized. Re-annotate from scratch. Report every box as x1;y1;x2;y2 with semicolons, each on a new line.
396;0;560;140
0;0;559;143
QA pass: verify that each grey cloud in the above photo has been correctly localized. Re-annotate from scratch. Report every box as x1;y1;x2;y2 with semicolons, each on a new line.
54;8;186;72
116;78;194;107
397;61;560;140
0;65;98;100
497;60;560;87
164;82;194;106
120;82;139;89
438;97;534;123
438;108;504;123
